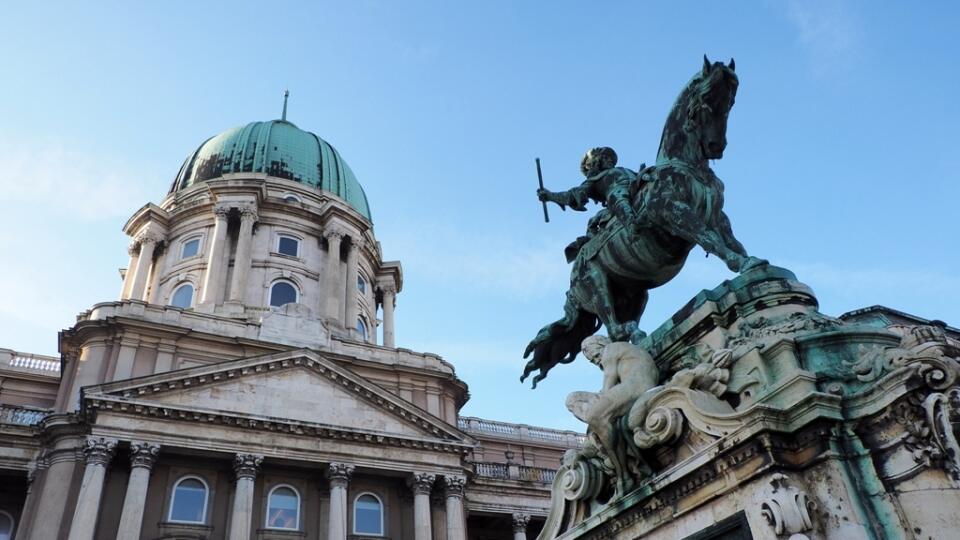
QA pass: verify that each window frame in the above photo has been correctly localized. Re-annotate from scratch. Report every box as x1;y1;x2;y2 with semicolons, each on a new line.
269;279;300;308
0;509;14;540
170;282;195;309
264;484;302;531
167;475;210;525
357;275;367;294
275;233;302;258
356;318;368;340
180;235;203;260
352;492;385;537
282;193;302;204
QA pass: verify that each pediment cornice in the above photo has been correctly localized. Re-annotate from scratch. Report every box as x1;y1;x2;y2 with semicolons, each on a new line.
82;349;473;449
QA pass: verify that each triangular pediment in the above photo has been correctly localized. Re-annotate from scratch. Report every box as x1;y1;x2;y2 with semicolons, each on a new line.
83;349;470;447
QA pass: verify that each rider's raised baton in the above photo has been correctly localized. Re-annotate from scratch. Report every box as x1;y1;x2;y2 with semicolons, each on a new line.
536;158;550;223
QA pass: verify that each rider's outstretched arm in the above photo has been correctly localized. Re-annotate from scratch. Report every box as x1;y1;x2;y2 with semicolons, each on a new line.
538;182;591;211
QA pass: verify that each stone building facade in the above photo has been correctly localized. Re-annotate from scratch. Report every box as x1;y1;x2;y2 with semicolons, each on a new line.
0;118;583;540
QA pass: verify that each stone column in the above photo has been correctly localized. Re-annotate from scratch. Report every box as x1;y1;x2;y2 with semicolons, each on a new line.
228;453;263;540
407;473;435;540
512;513;531;540
228;207;258;303
129;233;160;301
200;205;231;306
381;284;397;348
120;243;139;299
66;437;118;540
323;228;345;324
116;441;161;540
443;475;467;540
326;463;354;540
344;238;362;332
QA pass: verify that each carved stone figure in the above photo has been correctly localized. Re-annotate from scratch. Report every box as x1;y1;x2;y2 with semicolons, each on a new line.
522;56;765;389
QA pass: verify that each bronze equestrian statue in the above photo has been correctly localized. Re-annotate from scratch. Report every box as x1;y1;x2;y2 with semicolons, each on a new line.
522;56;766;388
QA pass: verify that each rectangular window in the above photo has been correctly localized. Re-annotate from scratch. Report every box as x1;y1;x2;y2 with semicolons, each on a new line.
181;238;201;259
277;236;300;257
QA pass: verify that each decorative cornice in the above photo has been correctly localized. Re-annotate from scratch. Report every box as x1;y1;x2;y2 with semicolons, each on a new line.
512;513;531;533
83;436;118;467
129;441;161;470
408;472;436;495
326;462;354;488
82;350;470;449
234;453;263;480
443;475;467;498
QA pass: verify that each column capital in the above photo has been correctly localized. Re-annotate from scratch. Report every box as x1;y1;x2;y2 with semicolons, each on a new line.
83;436;118;467
323;226;347;241
407;472;436;496
134;230;164;247
233;453;263;480
512;513;531;533
442;475;467;498
380;283;398;296
326;462;355;488
239;207;259;222
127;242;140;256
213;204;232;219
129;441;161;470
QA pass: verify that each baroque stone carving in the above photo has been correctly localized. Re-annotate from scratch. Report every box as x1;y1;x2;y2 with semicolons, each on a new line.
408;472;436;495
923;386;960;485
233;453;263;480
129;441;160;470
512;513;531;533
83;436;118;466
758;473;817;539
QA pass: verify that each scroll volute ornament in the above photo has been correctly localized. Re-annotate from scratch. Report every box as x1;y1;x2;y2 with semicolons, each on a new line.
759;473;817;539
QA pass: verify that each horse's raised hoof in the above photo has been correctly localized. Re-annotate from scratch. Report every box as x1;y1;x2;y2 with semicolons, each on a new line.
608;321;638;342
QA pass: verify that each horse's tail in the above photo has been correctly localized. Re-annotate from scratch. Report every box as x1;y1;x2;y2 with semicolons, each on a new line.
521;293;601;389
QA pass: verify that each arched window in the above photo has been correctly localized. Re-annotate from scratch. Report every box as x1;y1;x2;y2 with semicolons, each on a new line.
353;493;384;536
265;485;300;530
356;318;367;340
283;193;301;204
270;281;298;308
170;283;194;309
0;510;14;540
276;234;300;257
180;236;201;259
168;476;209;524
357;275;367;294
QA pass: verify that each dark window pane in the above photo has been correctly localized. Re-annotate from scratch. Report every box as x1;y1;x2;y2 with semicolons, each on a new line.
357;276;366;293
270;282;297;307
171;285;193;308
278;237;299;256
355;494;382;534
181;238;200;258
170;478;206;523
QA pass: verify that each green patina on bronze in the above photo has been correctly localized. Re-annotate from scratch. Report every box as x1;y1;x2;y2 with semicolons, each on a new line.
522;56;765;388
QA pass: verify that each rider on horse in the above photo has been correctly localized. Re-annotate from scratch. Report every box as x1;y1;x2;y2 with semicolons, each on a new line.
537;147;645;263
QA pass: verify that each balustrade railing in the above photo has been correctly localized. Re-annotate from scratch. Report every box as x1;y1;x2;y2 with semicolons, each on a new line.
0;404;50;426
1;349;60;375
471;461;557;484
458;416;585;446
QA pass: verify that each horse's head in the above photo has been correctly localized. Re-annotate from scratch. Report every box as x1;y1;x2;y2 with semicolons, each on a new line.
658;55;739;164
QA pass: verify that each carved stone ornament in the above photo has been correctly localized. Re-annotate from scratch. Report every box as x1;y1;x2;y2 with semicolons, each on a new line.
407;472;436;495
239;206;259;222
134;230;164;247
443;475;467;498
380;283;398;296
323;226;347;241
83;436;118;467
213;204;231;219
129;441;161;470
233;453;263;480
512;512;531;533
326;462;355;488
759;473;817;539
923;386;960;485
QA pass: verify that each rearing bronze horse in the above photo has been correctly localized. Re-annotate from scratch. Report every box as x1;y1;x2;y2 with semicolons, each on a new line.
522;56;766;388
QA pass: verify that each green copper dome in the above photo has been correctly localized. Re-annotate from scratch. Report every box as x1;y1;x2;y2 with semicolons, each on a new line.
170;120;371;221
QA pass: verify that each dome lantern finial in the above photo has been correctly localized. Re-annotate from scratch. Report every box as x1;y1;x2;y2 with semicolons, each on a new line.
281;89;289;121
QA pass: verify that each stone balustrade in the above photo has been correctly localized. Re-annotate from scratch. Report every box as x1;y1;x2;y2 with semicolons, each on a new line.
0;404;50;425
458;416;586;446
0;348;60;375
472;461;557;484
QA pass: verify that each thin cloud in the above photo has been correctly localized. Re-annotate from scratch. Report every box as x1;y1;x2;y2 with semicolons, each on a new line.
785;0;863;77
0;137;156;221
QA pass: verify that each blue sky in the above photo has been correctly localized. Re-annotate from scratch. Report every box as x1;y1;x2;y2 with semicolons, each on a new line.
1;2;957;430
